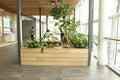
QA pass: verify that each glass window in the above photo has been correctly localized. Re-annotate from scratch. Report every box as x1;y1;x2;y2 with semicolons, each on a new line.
0;16;2;36
3;17;11;36
117;17;120;38
94;0;99;20
107;0;120;73
80;0;89;23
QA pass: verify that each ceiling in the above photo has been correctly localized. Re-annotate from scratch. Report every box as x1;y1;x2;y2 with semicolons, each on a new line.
0;0;80;16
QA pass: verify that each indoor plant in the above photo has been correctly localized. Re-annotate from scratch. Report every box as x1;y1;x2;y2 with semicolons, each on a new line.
50;0;80;47
68;32;88;48
26;39;41;48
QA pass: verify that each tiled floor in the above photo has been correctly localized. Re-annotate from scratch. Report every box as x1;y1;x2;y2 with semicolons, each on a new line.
0;42;17;47
0;43;120;80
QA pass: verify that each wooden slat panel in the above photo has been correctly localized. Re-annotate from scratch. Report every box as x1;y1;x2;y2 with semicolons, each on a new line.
21;48;88;66
21;48;88;53
0;0;80;15
21;53;88;58
21;61;88;66
21;57;36;61
21;57;88;62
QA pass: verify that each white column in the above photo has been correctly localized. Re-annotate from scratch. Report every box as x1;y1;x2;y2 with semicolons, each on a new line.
35;19;40;40
98;0;108;65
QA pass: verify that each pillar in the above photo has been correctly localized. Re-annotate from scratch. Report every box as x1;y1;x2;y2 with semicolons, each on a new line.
46;16;48;30
39;8;41;42
16;0;22;64
98;0;108;65
88;0;94;65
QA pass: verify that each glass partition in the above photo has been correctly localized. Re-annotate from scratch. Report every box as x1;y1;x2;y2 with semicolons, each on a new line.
105;38;120;73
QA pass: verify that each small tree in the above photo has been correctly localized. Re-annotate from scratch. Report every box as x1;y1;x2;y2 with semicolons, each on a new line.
50;0;80;47
50;0;72;20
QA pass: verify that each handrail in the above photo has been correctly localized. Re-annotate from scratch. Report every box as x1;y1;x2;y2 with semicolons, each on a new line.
104;37;120;41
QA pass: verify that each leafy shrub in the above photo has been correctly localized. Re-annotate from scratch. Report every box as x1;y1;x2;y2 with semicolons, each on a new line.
26;40;41;48
69;33;88;48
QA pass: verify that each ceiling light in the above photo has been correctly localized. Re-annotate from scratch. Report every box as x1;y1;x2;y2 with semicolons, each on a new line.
51;0;56;5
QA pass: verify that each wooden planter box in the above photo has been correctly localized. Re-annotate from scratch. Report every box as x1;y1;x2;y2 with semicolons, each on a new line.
21;47;88;66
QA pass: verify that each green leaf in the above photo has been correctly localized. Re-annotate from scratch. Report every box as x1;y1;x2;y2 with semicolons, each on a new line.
26;40;41;48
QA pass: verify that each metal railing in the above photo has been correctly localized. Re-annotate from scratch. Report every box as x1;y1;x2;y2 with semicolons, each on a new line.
105;37;120;74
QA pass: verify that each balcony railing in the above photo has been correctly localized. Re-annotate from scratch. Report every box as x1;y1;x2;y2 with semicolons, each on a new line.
105;37;120;75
